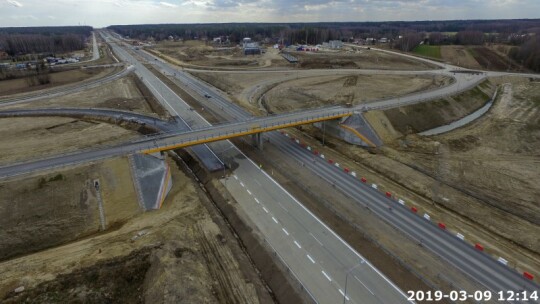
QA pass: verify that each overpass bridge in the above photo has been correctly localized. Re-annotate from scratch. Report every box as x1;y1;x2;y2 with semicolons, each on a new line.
141;107;354;153
0;107;356;179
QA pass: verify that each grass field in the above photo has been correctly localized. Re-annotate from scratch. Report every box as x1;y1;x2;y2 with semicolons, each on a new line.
413;45;442;59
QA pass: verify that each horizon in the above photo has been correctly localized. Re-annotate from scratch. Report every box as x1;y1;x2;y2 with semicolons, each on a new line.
1;0;540;28
1;18;540;29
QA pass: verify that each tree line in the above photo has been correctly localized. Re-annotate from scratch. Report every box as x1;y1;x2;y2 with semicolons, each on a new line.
0;26;92;57
108;19;539;44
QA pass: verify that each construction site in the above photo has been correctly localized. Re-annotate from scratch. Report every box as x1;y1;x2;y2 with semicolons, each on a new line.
0;27;539;304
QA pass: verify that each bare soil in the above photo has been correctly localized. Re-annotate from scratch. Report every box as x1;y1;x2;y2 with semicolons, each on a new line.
0;68;116;97
294;49;438;70
0;157;270;303
263;74;451;113
310;78;540;282
189;70;451;116
148;40;286;69
371;80;495;138
440;45;482;69
0;117;139;166
468;46;521;71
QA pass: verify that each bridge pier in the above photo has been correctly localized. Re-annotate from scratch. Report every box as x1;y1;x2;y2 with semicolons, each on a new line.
252;133;264;150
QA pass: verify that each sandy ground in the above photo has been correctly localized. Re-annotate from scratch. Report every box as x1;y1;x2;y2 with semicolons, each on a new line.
303;78;540;281
294;49;437;70
440;45;482;69
0;73;171;166
0;68;118;97
3;74;158;116
0;117;138;166
262;74;451;113
367;80;495;140
190;70;451;115
148;40;287;69
0;157;267;303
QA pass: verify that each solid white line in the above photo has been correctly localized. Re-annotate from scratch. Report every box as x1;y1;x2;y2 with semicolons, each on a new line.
294;240;302;248
252;151;408;298
282;228;289;236
322;271;332;282
254;198;260;204
354;275;374;295
262;207;269;213
307;254;316;264
247;189;252;195
240;182;244;187
272;217;278;224
310;233;324;246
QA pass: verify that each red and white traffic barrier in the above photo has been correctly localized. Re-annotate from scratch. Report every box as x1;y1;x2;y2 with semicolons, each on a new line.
475;243;484;251
523;272;534;280
438;222;446;230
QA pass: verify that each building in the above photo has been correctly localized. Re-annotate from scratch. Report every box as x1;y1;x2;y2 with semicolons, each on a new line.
243;42;261;55
322;40;343;49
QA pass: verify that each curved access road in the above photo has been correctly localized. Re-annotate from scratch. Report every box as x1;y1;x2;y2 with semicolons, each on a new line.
0;65;134;107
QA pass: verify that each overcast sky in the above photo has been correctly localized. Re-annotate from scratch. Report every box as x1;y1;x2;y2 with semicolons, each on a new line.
1;0;539;28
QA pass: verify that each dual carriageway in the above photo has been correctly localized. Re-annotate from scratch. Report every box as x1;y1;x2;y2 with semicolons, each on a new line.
0;30;539;303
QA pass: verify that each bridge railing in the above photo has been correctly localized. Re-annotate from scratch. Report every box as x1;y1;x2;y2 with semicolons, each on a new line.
149;110;353;151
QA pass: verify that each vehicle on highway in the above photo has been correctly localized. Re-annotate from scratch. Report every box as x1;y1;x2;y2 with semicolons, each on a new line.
204;93;212;98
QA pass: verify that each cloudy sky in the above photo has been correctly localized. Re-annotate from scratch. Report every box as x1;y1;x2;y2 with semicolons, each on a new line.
1;0;539;28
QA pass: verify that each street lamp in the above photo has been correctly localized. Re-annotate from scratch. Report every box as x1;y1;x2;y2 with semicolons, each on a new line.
343;261;365;304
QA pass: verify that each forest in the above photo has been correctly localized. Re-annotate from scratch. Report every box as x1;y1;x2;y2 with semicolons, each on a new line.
108;20;540;71
0;26;92;57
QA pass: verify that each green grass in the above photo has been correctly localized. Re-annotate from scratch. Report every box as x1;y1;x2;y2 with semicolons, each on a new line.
412;45;442;59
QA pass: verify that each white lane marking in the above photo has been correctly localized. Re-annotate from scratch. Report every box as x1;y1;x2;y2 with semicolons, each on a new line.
282;228;289;236
307;254;316;264
240;182;245;187
354;275;374;295
272;217;278;224
254;198;260;204
233;175;238;180
278;202;288;212
252;157;408;299
294;240;302;248
262;207;269;213
247;189;252;195
339;289;350;301
310;233;324;246
322;270;332;282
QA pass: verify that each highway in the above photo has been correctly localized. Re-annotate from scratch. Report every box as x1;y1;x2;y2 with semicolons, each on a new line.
0;30;538;303
0;65;133;106
100;30;411;304
128;37;540;302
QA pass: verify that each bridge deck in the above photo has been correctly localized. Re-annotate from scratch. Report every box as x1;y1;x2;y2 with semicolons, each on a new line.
142;110;352;154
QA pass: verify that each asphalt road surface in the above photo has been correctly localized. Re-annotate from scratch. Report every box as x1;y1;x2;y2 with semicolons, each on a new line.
131;39;540;302
101;30;411;304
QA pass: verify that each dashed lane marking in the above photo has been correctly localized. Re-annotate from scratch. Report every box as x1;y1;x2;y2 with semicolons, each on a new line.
272;217;278;224
322;270;332;282
282;228;289;236
339;289;350;301
307;254;316;264
262;207;269;213
294;240;302;248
